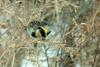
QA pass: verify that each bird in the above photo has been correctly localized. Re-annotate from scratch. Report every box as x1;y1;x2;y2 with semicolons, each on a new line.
27;20;51;39
31;26;51;39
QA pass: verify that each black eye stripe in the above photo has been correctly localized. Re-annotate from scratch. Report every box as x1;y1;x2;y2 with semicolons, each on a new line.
38;27;46;38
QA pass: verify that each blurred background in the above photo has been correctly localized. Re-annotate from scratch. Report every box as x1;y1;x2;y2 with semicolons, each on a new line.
0;0;100;67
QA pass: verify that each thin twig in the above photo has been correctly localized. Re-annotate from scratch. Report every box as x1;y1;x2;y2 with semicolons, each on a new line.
44;45;50;67
0;49;8;60
11;51;15;67
92;41;99;67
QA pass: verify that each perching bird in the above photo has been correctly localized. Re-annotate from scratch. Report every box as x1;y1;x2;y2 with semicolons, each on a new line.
27;20;51;39
31;26;51;39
